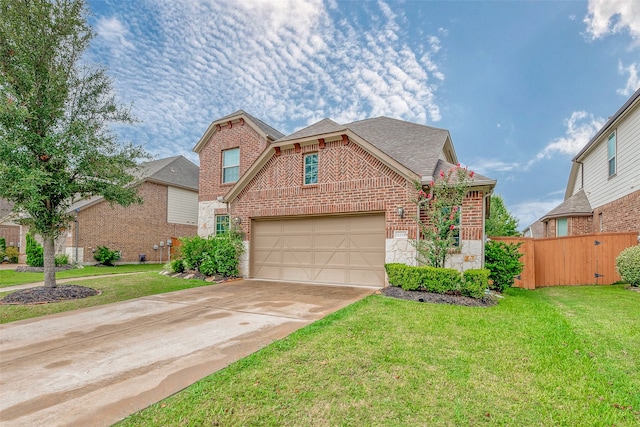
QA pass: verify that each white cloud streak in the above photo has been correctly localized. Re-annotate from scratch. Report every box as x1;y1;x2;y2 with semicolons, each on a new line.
88;0;446;162
530;111;605;165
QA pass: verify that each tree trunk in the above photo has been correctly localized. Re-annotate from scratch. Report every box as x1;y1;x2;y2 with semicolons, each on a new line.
43;236;57;288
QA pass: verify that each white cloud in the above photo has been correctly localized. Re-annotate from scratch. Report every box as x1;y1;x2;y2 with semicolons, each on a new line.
617;61;640;96
87;0;446;160
95;17;134;53
530;111;605;164
511;197;564;230
584;0;640;45
467;159;522;175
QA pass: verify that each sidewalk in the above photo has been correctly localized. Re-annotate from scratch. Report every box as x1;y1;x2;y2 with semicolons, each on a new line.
0;270;146;292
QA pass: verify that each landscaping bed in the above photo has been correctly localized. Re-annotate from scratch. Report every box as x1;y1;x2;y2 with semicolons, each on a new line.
381;285;498;306
1;285;98;305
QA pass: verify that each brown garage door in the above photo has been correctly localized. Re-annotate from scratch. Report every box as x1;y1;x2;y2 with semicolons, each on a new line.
251;214;386;286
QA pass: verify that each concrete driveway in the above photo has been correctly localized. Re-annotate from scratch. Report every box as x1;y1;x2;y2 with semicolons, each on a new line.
0;279;377;427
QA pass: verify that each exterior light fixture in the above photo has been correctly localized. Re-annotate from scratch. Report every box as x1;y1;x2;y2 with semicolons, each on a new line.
396;206;405;219
233;216;242;225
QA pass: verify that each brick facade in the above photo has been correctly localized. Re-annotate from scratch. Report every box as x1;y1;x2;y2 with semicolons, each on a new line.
198;119;270;203
229;138;487;246
593;189;640;234
71;182;196;263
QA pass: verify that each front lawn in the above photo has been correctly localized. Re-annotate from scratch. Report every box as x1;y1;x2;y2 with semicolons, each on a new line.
0;263;162;288
0;272;209;323
118;285;640;426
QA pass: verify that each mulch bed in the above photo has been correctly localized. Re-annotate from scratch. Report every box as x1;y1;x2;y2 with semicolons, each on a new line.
381;286;498;307
1;285;99;305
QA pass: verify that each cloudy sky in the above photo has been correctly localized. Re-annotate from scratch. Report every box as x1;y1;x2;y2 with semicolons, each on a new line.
86;0;639;229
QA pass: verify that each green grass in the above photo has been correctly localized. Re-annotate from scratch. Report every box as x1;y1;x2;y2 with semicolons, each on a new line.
0;263;162;288
117;285;640;427
0;272;210;323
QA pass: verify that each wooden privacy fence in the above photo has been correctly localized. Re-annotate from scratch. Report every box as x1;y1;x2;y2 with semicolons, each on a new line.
491;232;639;289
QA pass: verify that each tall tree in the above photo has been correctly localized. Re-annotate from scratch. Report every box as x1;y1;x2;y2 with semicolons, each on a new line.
485;195;520;237
0;0;148;287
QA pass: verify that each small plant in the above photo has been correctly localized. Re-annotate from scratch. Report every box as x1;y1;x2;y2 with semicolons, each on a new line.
616;245;640;287
0;238;6;252
25;233;44;267
385;263;466;296
214;235;242;277
55;254;69;267
4;246;19;263
199;254;217;277
93;246;121;266
484;240;524;292
170;258;185;273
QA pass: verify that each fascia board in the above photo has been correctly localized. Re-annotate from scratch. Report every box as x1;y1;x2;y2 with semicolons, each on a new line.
193;114;270;154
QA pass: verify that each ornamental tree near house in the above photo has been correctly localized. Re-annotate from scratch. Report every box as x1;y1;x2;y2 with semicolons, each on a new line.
413;164;473;268
0;0;149;287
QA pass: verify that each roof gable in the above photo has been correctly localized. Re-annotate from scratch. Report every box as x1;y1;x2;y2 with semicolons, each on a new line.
541;189;592;221
193;110;285;153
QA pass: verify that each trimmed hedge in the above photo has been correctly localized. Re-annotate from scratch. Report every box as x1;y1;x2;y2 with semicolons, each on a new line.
385;263;489;299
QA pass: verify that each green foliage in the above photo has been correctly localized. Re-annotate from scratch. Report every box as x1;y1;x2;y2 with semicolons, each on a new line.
413;165;473;268
485;195;521;237
485;240;524;292
169;259;185;274
0;238;6;251
25;234;44;267
93;246;121;266
615;245;640;287
55;254;69;266
180;231;244;277
180;236;217;271
385;263;464;296
462;269;490;298
0;0;149;287
4;246;18;263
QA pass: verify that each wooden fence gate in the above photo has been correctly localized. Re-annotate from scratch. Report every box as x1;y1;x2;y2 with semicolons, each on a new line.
491;232;638;289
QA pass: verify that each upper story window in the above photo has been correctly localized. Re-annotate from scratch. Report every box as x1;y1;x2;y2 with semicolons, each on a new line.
304;153;318;185
607;131;616;177
222;148;240;183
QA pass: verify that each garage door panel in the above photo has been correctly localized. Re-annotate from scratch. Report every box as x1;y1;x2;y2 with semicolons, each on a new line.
252;214;385;286
314;234;348;249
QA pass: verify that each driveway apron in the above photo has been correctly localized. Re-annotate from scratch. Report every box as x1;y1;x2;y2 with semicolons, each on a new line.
0;279;377;427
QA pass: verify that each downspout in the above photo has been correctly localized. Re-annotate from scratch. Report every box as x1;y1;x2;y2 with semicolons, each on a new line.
576;160;584;190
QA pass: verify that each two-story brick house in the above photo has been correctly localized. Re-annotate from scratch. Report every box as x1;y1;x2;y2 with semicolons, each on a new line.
195;110;496;286
532;88;640;238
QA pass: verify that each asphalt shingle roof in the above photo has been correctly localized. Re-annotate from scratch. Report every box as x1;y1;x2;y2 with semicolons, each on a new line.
541;189;592;220
218;110;285;140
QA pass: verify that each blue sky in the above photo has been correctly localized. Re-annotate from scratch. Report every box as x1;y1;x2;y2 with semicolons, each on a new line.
86;0;639;229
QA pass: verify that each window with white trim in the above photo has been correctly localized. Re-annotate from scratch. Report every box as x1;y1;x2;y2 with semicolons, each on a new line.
215;215;230;235
607;131;616;177
222;148;240;183
304;153;318;185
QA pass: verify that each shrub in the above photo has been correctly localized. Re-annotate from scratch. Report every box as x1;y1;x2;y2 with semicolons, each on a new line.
0;237;6;252
199;254;217;277
462;269;490;298
214;235;242;277
93;246;121;266
484;240;524;292
180;235;217;271
4;246;19;263
385;263;463;295
55;254;69;266
170;258;185;273
25;234;44;267
616;245;640;287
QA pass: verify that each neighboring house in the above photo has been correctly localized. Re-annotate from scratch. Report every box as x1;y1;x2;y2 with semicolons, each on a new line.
0;199;21;249
5;156;199;264
534;88;640;238
195;110;496;286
